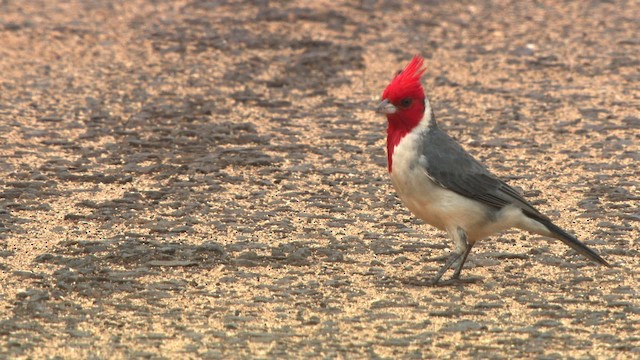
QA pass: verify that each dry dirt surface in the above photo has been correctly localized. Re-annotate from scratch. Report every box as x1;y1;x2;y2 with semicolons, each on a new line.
1;0;639;358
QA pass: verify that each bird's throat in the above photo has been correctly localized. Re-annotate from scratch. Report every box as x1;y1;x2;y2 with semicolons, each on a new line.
386;125;412;173
384;103;427;172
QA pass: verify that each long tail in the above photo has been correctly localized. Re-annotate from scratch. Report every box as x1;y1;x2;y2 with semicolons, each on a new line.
536;217;610;267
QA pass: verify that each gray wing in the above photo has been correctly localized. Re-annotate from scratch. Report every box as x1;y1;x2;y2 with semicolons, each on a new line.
420;126;548;220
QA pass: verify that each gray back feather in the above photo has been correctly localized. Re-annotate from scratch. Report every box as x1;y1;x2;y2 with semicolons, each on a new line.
419;124;547;220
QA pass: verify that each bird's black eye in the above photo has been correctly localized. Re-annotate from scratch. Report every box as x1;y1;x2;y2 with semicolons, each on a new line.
399;98;412;108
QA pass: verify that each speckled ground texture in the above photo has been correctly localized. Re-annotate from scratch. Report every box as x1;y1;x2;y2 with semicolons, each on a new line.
1;0;639;358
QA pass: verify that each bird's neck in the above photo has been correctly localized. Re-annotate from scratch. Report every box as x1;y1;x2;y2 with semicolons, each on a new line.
386;107;436;172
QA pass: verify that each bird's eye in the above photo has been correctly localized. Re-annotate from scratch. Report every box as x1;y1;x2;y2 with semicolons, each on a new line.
400;98;412;108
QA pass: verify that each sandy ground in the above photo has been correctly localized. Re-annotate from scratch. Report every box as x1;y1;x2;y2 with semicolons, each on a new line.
1;0;639;358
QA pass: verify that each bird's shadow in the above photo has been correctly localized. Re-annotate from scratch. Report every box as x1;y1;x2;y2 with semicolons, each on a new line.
399;275;484;287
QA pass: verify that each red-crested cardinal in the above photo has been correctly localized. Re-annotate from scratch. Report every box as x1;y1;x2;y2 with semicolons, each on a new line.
376;56;609;283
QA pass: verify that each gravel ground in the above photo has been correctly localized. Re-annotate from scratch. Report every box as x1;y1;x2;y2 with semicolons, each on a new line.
1;0;639;358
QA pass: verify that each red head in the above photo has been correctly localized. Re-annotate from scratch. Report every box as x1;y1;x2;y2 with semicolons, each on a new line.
376;56;427;171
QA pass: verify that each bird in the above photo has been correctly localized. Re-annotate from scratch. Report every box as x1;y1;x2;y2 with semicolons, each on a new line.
375;55;610;284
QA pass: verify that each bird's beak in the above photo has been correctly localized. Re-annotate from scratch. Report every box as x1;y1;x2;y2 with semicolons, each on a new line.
376;99;396;114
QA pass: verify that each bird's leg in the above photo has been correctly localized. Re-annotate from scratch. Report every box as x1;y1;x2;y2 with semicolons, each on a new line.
431;251;462;283
452;237;474;280
431;227;468;283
